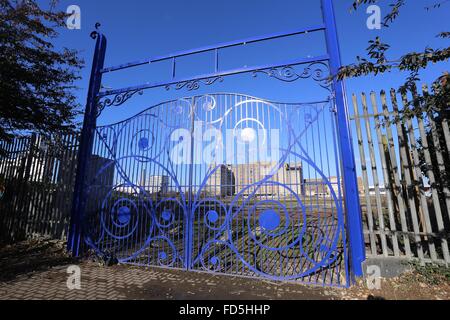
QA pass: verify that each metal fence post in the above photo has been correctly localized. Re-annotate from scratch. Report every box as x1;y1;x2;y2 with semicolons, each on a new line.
321;0;365;277
67;30;107;256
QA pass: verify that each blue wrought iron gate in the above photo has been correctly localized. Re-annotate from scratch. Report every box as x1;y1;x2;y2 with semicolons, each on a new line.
68;0;365;287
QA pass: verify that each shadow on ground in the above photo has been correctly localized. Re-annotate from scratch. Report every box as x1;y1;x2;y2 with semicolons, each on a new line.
0;239;77;283
1;240;449;300
111;265;335;300
0;240;337;300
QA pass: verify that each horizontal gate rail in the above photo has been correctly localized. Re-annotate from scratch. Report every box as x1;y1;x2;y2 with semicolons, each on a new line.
100;24;326;74
98;55;331;98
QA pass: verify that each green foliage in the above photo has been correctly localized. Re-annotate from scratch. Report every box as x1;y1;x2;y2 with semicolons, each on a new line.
410;261;450;285
0;0;83;154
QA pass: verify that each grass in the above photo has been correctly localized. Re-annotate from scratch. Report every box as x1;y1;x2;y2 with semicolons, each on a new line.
409;261;450;285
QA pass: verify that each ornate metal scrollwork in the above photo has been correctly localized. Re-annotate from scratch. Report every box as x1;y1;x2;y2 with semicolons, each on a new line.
90;22;102;40
165;76;224;91
253;62;331;90
96;89;144;116
84;93;346;284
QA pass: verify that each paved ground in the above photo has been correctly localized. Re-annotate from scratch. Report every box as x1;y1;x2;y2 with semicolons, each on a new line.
0;239;449;300
0;261;339;300
0;239;338;300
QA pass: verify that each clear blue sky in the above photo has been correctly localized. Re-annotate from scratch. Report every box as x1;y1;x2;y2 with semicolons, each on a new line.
46;0;449;126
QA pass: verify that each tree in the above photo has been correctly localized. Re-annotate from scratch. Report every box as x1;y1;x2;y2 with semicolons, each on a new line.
341;1;449;226
338;0;449;119
0;0;83;155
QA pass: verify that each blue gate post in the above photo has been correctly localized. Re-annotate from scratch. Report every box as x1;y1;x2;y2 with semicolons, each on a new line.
321;0;365;278
67;30;107;256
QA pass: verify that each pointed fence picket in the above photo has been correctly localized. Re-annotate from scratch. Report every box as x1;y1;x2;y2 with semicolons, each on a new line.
350;85;450;265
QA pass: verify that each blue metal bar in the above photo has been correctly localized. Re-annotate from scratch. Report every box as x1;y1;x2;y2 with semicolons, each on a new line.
99;55;330;98
186;98;196;270
215;49;219;73
172;57;176;79
100;24;326;74
67;32;107;256
321;0;365;278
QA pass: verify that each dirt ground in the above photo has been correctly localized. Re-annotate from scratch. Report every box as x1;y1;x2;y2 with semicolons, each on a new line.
0;239;448;300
